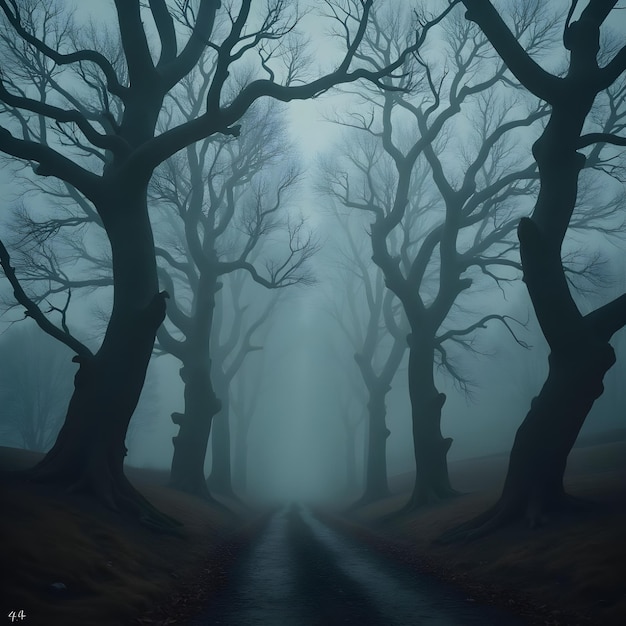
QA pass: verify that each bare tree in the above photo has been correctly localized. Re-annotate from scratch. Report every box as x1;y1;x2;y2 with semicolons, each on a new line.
325;210;406;505
440;0;626;540
321;1;562;511
0;0;436;526
230;342;269;495
336;385;367;495
206;277;281;500
153;84;314;500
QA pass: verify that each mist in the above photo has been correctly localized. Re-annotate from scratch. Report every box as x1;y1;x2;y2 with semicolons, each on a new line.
1;1;625;625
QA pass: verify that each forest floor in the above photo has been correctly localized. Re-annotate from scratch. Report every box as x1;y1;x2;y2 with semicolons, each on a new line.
345;435;626;625
1;439;624;625
0;447;259;626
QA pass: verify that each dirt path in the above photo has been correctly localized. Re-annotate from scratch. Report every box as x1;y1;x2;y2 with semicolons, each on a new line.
187;504;526;626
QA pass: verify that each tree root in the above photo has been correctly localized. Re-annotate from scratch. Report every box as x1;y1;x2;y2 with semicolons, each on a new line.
171;478;235;517
374;485;461;526
80;474;184;534
124;482;185;535
436;501;518;544
400;484;461;513
558;492;593;512
206;482;242;506
26;454;184;535
26;449;71;482
436;485;598;544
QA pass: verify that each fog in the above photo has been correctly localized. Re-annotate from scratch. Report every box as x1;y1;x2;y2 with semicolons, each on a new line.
0;0;625;511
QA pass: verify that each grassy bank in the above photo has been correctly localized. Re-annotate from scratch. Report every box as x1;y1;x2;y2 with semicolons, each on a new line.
346;441;626;625
0;447;252;626
2;441;624;625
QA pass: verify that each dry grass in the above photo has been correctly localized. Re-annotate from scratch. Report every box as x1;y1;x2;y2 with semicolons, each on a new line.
348;441;626;625
0;447;246;626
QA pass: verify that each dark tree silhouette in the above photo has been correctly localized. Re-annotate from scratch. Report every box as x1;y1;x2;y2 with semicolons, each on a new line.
336;387;367;495
325;2;622;513
206;279;281;500
230;341;270;495
153;90;313;501
439;0;626;540
325;211;406;505
0;0;430;527
321;2;558;510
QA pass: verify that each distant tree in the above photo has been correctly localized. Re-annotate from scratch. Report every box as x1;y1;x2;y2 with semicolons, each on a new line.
321;2;551;510
325;212;406;505
336;376;368;495
441;0;626;540
153;87;314;501
1;66;307;505
2;88;302;503
206;277;280;500
230;346;268;496
0;323;75;452
0;0;434;526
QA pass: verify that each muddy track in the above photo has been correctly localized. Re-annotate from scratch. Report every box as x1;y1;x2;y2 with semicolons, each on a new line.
187;504;526;625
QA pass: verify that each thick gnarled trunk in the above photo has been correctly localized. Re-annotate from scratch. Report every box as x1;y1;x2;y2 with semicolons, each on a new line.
169;274;221;501
439;2;626;540
29;188;179;530
404;337;455;510
440;337;616;543
500;341;615;522
170;361;221;500
482;100;604;523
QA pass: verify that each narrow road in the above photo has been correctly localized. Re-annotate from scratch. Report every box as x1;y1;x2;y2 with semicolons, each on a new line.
188;504;524;626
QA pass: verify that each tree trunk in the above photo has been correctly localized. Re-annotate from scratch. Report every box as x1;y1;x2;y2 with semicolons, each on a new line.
355;384;390;504
404;336;456;510
29;187;179;531
491;201;618;527
169;274;221;501
437;20;624;538
207;393;235;499
345;422;358;494
439;338;615;543
233;426;248;494
169;361;221;501
502;340;614;520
